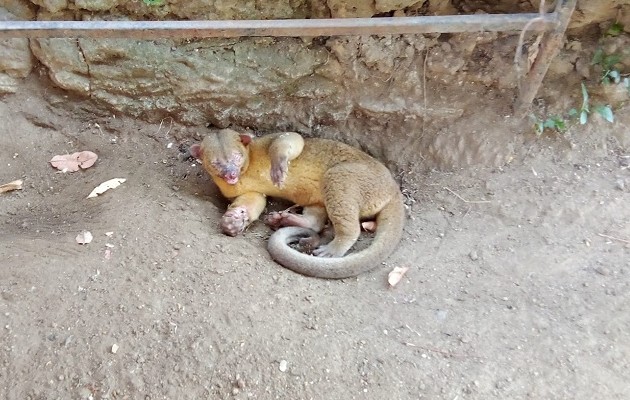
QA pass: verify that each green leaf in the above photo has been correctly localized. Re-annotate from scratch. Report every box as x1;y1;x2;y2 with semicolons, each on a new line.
609;70;621;83
603;54;622;69
594;105;614;123
552;118;567;131
580;82;589;109
143;0;164;5
606;22;624;37
580;110;588;125
568;108;578;117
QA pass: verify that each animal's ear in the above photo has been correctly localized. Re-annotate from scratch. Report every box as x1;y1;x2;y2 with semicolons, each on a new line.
190;144;202;159
239;134;252;146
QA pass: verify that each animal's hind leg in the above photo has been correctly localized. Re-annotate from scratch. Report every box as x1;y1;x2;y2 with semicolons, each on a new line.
264;205;327;231
313;166;362;258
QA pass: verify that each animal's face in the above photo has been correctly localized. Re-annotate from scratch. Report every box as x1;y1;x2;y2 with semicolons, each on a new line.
190;129;252;185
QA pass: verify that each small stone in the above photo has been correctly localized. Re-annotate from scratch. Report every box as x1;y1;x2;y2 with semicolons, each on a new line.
111;344;119;354
435;309;448;321
235;376;245;389
63;335;74;347
615;179;625;191
279;359;288;372
595;266;611;276
77;388;92;399
469;251;479;261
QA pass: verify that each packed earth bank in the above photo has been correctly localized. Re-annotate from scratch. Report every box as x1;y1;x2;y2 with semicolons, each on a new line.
2;0;630;169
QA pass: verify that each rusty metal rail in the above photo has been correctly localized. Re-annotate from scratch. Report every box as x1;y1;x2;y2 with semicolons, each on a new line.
0;14;559;39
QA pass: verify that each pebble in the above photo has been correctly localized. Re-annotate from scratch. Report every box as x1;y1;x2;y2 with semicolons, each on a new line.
111;344;119;354
279;360;288;372
595;266;611;276
615;179;625;191
435;309;448;321
235;376;245;389
469;251;479;261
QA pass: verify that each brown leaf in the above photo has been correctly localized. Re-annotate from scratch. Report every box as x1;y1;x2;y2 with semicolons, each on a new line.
87;178;126;198
50;151;98;172
76;231;93;245
0;179;23;194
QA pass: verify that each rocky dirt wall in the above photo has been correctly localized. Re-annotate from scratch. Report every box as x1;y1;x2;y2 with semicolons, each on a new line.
1;0;629;169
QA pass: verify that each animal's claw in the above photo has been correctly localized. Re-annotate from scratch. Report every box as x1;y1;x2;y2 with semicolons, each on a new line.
270;158;288;187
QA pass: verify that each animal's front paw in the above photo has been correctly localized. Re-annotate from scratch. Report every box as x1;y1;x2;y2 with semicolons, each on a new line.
270;157;288;187
221;206;249;236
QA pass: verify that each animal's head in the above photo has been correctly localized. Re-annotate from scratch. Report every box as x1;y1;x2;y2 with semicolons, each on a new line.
190;129;252;185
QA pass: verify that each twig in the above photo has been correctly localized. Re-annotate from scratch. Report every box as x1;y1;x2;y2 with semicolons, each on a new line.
404;324;482;360
443;187;491;204
422;47;429;134
598;233;630;245
155;117;174;138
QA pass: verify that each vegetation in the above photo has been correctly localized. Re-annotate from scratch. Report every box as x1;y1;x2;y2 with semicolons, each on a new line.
532;23;627;135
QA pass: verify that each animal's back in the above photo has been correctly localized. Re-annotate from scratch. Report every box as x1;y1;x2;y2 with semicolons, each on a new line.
280;138;399;207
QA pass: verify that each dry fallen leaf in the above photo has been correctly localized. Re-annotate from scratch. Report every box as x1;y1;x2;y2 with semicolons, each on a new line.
50;151;98;172
0;179;23;194
76;231;93;245
87;178;126;198
388;266;410;287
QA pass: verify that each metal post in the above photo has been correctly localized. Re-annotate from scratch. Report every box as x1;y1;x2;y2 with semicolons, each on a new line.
514;0;578;116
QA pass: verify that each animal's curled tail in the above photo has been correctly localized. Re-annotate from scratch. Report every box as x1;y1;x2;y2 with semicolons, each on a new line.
267;195;405;279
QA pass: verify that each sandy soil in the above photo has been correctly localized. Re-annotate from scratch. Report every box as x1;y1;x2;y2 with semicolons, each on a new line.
1;73;629;400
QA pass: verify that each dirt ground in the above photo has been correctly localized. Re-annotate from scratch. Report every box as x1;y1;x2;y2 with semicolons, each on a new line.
1;65;630;400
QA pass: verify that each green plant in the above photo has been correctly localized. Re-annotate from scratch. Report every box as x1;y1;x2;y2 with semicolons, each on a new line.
142;0;164;5
533;115;567;135
534;81;615;135
605;22;624;37
568;82;614;124
592;48;623;84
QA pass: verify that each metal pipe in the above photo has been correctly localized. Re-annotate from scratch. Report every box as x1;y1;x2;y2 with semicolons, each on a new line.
0;14;558;39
